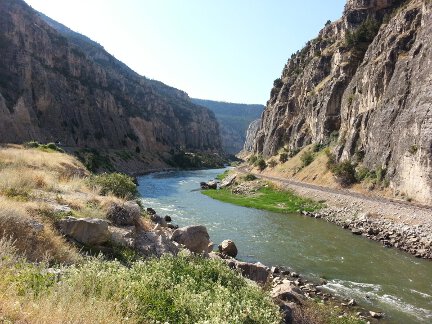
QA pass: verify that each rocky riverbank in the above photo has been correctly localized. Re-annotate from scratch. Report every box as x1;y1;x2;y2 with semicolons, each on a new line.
301;208;432;260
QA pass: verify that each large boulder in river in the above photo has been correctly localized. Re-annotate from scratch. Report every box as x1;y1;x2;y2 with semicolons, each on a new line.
58;217;110;245
218;239;238;257
106;201;141;226
171;225;210;253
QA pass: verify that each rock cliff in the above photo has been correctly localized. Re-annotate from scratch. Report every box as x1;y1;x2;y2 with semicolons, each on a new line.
252;0;432;203
244;119;261;152
191;99;264;155
0;0;222;171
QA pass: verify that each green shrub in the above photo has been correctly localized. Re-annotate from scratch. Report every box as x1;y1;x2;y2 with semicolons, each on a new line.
256;159;267;171
329;131;339;144
355;166;370;182
289;148;300;157
408;144;418;154
345;17;381;51
75;149;114;172
313;143;327;152
89;173;138;199
273;78;283;88
332;160;357;187
268;159;277;168
300;150;315;167
243;174;257;181
23;141;40;148
279;153;288;163
23;141;64;153
248;155;258;165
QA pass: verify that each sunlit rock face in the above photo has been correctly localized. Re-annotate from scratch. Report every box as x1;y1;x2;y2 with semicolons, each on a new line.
0;0;222;156
252;0;432;203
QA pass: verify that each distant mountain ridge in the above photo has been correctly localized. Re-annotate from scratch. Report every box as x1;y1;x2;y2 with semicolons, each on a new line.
192;99;263;154
0;0;222;172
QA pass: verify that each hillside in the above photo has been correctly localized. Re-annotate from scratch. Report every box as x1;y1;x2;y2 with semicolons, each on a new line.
192;98;263;154
0;0;223;173
251;0;432;204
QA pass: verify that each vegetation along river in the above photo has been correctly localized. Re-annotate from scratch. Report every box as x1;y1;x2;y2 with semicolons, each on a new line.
138;168;432;324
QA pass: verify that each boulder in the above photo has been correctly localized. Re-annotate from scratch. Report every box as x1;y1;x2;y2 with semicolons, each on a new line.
276;300;295;324
28;219;44;233
271;281;305;303
220;173;237;188
58;217;110;245
146;207;156;215
218;239;238;257
233;260;270;284
150;214;168;227
200;181;218;190
171;225;210;253
164;215;172;222
351;228;363;235
369;311;383;319
106;201;141;226
109;226;134;248
135;231;179;257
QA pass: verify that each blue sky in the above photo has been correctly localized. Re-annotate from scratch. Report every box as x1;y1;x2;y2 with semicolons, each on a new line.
25;0;346;104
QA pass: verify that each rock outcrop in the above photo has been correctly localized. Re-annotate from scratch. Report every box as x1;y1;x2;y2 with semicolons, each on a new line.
252;0;432;204
0;0;222;171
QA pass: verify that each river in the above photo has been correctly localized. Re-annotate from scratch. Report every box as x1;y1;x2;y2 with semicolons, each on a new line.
137;168;432;323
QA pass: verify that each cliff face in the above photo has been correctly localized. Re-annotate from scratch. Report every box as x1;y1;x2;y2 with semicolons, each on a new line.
253;0;432;203
244;119;261;152
191;99;264;154
0;1;221;164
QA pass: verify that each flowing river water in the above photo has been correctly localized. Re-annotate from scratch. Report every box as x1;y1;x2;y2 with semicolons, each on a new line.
137;168;432;323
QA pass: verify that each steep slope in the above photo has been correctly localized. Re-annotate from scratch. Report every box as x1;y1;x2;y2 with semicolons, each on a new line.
0;0;222;172
191;99;263;154
252;0;432;204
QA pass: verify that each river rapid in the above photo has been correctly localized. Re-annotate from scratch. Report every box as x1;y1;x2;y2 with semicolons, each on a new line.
138;168;432;324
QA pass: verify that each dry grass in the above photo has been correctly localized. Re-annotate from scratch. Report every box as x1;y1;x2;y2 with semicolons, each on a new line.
0;145;125;264
0;198;80;264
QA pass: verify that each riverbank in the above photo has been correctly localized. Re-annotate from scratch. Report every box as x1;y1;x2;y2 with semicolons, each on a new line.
264;172;432;260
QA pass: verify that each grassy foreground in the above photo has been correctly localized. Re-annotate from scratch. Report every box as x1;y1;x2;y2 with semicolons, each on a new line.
202;182;323;213
0;240;280;323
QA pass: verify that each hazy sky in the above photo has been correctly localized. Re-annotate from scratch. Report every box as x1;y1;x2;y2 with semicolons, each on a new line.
25;0;346;104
